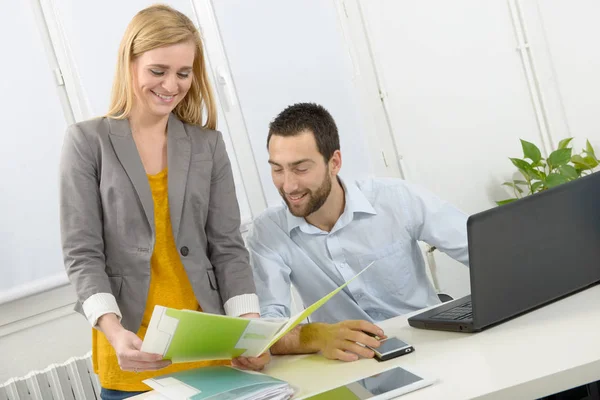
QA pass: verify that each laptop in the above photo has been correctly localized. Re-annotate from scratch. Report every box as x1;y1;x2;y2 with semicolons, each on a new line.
408;171;600;333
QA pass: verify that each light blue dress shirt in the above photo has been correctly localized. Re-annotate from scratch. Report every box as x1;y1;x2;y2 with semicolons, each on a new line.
246;177;469;323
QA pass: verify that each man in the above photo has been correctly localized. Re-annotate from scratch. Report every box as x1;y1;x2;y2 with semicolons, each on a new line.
247;103;469;362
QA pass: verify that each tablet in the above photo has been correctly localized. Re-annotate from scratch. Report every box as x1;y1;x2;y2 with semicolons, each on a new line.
303;366;434;399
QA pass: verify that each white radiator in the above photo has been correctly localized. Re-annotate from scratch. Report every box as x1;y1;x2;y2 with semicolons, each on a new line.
0;352;100;400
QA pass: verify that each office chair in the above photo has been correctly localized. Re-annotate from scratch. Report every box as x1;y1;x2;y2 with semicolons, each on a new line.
438;293;454;302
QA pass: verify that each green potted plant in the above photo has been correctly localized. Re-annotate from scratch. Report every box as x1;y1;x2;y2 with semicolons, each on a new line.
498;138;599;205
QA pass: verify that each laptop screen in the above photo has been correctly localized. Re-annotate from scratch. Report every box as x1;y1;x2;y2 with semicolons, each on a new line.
467;171;600;329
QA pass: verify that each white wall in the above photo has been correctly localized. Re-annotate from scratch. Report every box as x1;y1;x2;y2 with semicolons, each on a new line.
358;0;542;213
0;0;69;302
520;0;600;147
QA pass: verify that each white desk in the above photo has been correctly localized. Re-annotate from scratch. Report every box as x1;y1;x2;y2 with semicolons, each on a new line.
133;285;600;399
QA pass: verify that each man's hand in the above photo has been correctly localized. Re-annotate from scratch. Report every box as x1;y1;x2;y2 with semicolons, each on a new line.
98;313;171;372
313;320;385;362
232;312;271;371
232;352;271;371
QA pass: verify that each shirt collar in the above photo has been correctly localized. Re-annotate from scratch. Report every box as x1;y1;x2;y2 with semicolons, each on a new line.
285;176;377;235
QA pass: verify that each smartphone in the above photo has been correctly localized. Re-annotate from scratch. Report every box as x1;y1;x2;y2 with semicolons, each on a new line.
367;337;414;362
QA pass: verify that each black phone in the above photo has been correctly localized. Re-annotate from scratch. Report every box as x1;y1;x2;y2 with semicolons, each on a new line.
367;337;414;362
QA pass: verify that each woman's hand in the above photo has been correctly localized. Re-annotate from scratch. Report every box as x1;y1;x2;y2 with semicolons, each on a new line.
98;313;172;372
231;312;271;371
232;352;271;371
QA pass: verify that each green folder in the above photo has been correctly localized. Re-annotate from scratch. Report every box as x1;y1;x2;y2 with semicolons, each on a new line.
141;261;375;362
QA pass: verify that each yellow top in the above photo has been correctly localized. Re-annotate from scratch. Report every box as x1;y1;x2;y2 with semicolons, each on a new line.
93;168;228;391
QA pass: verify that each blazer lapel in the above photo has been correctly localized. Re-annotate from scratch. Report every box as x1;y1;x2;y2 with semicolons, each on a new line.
166;113;190;243
107;118;155;233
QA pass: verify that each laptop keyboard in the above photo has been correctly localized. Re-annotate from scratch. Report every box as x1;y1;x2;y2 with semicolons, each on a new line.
430;301;473;321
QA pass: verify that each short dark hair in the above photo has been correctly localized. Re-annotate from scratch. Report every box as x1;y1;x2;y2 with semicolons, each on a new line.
267;103;340;162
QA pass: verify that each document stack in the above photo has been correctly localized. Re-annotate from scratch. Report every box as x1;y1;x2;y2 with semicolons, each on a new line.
143;366;294;400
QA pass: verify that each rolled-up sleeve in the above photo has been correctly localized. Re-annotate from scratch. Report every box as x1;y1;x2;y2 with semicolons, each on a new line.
223;293;260;317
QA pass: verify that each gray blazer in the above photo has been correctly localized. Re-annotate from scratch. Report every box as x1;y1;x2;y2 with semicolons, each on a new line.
59;113;256;332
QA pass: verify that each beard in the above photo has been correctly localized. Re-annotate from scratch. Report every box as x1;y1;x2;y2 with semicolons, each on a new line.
280;173;333;217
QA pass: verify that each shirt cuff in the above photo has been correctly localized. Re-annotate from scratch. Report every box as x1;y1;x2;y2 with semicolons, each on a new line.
82;292;123;328
224;294;260;317
260;312;288;320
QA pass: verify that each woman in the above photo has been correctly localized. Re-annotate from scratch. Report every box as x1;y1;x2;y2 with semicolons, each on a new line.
59;5;268;399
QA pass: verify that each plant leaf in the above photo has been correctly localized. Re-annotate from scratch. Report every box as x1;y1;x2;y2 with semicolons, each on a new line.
531;160;544;168
530;169;545;180
583;155;599;168
531;181;544;192
502;182;524;193
496;198;518;206
571;154;591;170
586;140;596;159
513;180;528;185
545;173;569;188
509;158;535;179
548;148;572;169
510;158;531;170
558;137;574;149
558;165;578;180
520;139;542;163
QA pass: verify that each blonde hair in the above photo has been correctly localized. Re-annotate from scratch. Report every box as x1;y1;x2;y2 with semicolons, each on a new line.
107;4;217;129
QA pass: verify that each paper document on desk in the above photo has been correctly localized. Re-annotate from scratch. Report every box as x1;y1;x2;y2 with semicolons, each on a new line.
141;261;375;362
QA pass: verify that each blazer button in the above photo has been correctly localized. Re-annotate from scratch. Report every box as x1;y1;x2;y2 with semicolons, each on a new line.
180;246;189;256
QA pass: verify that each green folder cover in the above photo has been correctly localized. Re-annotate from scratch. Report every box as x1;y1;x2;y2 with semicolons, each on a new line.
141;261;375;362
